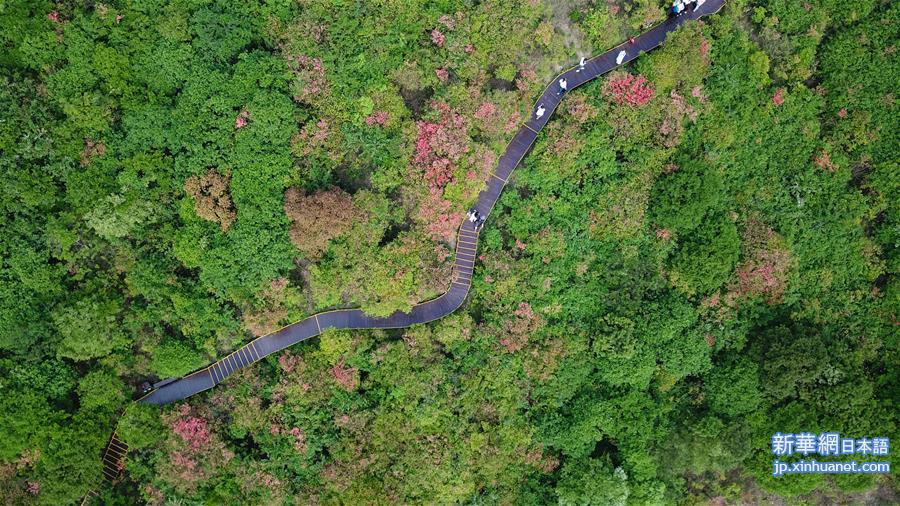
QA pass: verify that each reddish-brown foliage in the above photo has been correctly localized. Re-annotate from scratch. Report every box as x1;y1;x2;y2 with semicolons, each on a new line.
564;94;599;125
330;359;359;391
284;186;363;259
658;90;699;147
288;427;307;453
80;138;106;167
504;110;521;133
699;37;711;61
365;110;389;126
523;444;559;473
184;169;236;232
602;73;655;107
813;150;837;172
500;302;544;353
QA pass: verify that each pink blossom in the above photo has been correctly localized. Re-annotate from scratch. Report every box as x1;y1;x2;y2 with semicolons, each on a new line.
431;29;445;47
290;427;307;453
515;239;527;250
691;86;707;103
365;110;389;127
838;108;848;118
287;55;328;104
516;64;538;91
435;245;451;261
26;482;40;495
465;43;475;54
413;103;471;240
171;451;197;471
47;11;60;23
438;14;456;30
235;115;247;129
465;170;477;180
172;416;210;450
278;352;299;373
772;88;785;106
474;102;498;120
115;15;123;24
478;150;497;173
603;74;655;107
435;67;449;83
655;228;671;240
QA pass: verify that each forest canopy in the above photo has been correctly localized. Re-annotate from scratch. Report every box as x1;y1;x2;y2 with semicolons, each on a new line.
0;0;896;504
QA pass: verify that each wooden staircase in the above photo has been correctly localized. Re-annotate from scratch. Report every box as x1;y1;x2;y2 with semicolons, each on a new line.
80;432;128;505
101;432;128;481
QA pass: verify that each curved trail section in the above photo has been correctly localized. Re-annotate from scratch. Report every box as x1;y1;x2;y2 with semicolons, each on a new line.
140;1;725;406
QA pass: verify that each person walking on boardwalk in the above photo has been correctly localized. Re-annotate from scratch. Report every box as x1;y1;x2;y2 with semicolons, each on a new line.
475;214;486;231
576;56;586;73
535;104;545;119
557;78;567;95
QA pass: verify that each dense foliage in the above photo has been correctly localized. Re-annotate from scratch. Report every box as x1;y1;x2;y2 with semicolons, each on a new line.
0;0;896;504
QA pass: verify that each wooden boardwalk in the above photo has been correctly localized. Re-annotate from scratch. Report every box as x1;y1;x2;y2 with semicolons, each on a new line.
83;1;726;499
137;0;725;406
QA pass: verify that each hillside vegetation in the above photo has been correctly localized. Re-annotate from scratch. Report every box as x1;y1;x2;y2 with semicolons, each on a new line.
0;0;896;504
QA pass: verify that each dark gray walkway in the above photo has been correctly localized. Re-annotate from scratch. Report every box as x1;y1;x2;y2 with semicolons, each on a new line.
138;0;726;406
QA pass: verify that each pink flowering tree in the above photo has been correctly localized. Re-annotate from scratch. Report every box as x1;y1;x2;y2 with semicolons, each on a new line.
172;414;210;450
287;55;328;105
412;102;471;240
602;73;655;107
772;88;785;106
365;110;389;127
431;29;445;47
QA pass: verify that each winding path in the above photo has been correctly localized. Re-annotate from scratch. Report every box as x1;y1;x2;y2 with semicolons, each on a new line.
90;0;725;493
140;0;724;405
